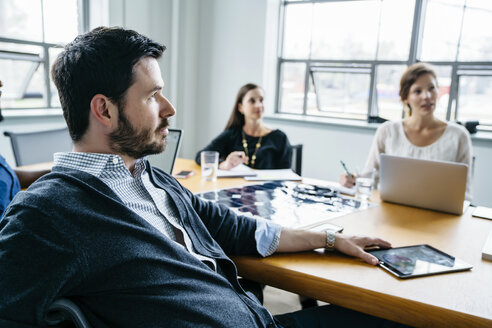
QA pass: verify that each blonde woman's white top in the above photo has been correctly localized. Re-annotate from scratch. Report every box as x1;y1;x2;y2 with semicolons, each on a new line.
364;120;473;200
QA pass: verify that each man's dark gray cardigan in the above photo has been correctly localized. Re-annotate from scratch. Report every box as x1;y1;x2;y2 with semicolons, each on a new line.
0;164;278;327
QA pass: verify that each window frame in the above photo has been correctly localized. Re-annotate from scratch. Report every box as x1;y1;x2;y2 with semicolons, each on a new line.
275;0;492;125
310;64;373;119
0;0;89;111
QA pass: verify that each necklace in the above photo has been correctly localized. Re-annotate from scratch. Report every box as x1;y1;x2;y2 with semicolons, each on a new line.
242;129;263;167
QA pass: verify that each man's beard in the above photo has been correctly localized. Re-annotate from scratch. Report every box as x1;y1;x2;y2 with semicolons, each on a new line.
109;110;169;159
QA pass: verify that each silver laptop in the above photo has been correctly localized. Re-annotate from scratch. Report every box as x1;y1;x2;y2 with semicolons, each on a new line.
379;154;468;215
147;128;183;174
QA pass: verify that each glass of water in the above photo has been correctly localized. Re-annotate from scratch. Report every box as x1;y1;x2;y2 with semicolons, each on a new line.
355;169;376;201
200;151;219;181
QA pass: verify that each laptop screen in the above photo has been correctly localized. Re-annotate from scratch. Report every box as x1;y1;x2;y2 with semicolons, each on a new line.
147;129;182;174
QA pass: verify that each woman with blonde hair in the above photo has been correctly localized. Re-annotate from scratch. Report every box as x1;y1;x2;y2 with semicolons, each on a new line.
340;63;473;200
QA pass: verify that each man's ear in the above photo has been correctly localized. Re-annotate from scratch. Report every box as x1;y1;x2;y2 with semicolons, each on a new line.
90;94;117;128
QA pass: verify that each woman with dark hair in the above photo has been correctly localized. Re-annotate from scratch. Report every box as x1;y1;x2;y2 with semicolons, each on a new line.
340;63;473;200
195;83;292;170
195;84;317;307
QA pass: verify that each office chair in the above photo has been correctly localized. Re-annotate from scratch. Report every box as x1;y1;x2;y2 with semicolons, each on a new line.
291;144;303;176
3;127;72;166
45;298;91;328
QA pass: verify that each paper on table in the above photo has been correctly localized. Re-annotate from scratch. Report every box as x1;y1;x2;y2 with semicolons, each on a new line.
217;163;257;178
244;169;302;181
482;229;492;261
472;206;492;220
312;180;356;196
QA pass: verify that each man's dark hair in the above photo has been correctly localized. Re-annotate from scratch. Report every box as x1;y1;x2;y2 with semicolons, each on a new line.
51;26;166;141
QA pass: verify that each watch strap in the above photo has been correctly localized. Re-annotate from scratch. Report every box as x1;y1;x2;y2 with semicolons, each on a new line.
325;230;336;251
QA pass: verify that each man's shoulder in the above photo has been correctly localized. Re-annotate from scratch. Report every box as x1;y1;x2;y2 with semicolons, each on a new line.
17;167;101;203
13;169;83;201
4;167;115;229
2;173;74;227
37;166;95;186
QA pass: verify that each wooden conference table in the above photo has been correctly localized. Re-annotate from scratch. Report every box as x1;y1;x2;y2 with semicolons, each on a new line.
21;158;492;327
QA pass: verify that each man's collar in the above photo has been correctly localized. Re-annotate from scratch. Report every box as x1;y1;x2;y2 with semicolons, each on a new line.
54;152;147;178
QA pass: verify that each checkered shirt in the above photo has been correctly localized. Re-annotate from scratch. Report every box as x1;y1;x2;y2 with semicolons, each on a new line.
53;152;217;269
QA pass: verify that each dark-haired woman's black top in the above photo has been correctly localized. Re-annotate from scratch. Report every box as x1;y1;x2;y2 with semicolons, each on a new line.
195;128;292;169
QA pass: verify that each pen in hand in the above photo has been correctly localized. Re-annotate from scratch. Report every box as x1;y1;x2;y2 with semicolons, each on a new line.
340;160;355;179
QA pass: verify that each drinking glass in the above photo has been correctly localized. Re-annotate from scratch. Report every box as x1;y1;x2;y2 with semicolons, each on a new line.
355;169;376;201
201;151;219;181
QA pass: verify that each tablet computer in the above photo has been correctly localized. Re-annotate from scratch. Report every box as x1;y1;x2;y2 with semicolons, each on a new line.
368;244;472;279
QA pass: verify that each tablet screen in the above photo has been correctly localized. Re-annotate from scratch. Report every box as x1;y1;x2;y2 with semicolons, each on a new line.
369;244;472;278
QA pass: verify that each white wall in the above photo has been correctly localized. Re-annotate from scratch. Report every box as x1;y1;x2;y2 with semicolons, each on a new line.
108;0;173;101
192;0;268;154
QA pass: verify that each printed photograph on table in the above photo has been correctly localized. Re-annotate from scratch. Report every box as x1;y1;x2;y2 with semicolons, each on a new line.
195;181;377;229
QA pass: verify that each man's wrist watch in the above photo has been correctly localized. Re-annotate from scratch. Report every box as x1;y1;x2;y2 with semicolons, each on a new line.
325;230;336;251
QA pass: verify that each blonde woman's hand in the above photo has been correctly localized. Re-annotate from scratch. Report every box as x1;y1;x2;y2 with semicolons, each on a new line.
339;172;356;188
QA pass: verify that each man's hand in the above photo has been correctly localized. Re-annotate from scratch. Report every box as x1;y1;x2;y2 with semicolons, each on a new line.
334;233;391;265
276;229;390;266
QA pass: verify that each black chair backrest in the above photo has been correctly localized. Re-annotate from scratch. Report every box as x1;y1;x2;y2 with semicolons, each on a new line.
3;127;72;166
291;144;303;176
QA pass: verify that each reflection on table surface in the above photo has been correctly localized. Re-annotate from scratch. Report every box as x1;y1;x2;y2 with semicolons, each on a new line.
195;181;376;229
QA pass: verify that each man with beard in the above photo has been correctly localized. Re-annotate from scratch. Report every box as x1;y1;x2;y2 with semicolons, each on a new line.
0;27;400;327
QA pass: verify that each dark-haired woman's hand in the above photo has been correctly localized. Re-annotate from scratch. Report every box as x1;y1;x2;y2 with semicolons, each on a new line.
219;151;248;170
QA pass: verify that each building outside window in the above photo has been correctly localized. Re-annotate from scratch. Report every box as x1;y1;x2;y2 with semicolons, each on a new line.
277;0;492;128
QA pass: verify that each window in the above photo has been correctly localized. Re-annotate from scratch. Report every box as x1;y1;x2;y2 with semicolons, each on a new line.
309;65;372;120
277;0;492;125
0;0;86;110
